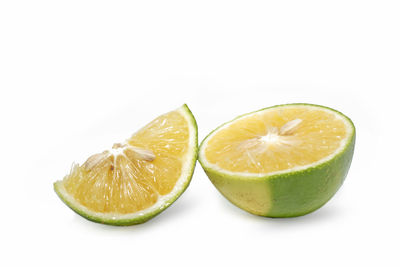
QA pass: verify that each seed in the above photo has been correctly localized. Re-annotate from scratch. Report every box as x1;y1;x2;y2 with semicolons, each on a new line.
280;119;302;135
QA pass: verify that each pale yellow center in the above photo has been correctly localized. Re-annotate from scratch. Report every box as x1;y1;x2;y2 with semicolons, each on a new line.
204;106;348;174
63;110;189;214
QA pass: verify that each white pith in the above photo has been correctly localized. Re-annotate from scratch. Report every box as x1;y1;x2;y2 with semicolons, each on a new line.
256;119;303;147
199;105;354;178
55;105;197;221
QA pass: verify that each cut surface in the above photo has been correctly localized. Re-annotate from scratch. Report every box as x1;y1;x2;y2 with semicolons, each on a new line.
202;104;352;175
54;104;197;224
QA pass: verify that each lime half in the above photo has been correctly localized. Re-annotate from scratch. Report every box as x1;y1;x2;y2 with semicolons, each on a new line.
199;103;355;217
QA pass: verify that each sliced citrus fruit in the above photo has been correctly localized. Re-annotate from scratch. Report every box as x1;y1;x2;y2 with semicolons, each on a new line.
199;103;355;217
54;104;198;225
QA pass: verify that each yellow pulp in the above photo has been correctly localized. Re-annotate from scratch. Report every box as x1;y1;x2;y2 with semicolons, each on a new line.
63;110;189;214
205;106;348;174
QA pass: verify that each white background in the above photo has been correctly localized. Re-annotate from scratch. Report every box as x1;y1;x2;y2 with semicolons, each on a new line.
1;1;399;266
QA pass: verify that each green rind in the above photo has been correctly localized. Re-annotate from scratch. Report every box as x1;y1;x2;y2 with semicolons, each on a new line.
54;104;198;226
199;103;356;217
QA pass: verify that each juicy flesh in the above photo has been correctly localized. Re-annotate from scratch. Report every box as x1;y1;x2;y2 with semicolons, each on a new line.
63;110;189;214
204;106;349;174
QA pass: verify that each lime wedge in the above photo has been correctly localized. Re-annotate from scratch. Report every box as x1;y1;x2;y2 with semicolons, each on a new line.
54;104;198;225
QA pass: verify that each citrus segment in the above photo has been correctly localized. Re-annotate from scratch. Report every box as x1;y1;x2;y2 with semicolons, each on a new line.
128;111;189;195
54;104;198;225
